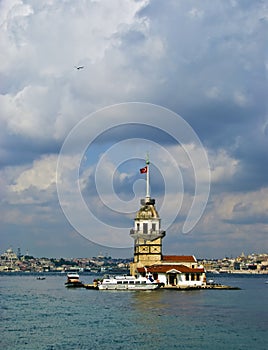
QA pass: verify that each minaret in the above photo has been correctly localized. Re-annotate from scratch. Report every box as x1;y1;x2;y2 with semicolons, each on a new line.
129;156;165;276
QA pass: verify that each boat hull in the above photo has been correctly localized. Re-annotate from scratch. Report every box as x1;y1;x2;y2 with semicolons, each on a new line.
65;273;84;288
65;282;84;288
98;275;160;291
98;283;159;290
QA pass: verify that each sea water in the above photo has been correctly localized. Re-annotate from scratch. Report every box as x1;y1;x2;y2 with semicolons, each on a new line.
0;273;267;350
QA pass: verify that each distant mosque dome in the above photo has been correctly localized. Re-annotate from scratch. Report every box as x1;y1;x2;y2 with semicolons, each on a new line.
2;248;18;260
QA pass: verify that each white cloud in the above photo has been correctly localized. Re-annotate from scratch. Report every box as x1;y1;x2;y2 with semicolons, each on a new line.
233;90;251;107
0;0;33;31
209;150;238;183
0;0;151;140
1;207;34;224
10;155;57;192
1;85;56;139
205;86;222;100
214;188;268;223
188;8;204;19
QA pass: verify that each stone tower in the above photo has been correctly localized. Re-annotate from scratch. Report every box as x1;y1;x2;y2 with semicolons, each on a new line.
129;157;165;276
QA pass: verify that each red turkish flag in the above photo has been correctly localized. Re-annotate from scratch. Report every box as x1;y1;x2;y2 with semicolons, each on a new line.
140;166;147;174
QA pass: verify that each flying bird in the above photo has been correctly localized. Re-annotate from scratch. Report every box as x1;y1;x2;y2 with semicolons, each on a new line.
75;66;84;70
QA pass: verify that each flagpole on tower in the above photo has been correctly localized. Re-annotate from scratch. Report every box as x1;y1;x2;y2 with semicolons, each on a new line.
146;153;150;201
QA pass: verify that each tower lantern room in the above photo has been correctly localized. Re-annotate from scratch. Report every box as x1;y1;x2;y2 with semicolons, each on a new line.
129;157;165;276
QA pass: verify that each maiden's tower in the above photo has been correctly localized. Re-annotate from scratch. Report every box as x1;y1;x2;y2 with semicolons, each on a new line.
129;157;206;289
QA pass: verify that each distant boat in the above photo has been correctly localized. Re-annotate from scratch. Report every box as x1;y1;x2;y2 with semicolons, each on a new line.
65;273;84;288
36;276;46;280
207;279;216;285
208;279;214;283
98;274;161;291
265;281;268;284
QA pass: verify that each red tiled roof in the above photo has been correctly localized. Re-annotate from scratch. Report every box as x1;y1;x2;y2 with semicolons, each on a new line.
137;264;204;274
162;255;196;263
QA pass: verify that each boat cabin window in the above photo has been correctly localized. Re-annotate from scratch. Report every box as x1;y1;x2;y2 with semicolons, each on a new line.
117;281;122;284
123;281;128;284
129;281;134;284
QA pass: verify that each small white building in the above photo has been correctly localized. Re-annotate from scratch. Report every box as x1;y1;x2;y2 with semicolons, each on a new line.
137;256;206;289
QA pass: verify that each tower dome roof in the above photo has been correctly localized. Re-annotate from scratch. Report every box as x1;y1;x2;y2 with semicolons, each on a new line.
136;203;159;219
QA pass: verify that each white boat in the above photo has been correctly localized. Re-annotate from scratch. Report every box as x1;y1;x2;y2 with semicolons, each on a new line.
98;274;160;291
207;279;216;285
65;273;84;288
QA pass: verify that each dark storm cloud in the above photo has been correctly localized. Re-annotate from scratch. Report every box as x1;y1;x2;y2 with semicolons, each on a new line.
0;134;61;168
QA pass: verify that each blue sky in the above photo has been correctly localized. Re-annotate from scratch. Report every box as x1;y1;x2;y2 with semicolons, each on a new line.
0;0;267;258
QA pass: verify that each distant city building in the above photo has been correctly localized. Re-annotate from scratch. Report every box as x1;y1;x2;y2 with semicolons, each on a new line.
1;247;18;261
0;247;19;272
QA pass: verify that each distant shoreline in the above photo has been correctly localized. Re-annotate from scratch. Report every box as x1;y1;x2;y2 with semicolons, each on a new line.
0;270;267;276
206;270;268;275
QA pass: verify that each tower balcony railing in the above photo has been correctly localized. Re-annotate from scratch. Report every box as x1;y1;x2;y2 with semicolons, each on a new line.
130;229;166;241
